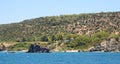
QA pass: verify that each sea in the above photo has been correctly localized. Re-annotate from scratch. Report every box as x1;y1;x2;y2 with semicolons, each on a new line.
0;52;120;64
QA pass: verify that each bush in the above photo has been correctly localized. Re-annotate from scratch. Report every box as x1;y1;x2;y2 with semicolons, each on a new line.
92;31;109;40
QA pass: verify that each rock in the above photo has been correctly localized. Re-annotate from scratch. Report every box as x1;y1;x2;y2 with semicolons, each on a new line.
0;43;6;51
89;38;120;52
27;43;50;53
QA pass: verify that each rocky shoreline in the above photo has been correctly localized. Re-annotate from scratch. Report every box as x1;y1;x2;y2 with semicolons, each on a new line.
0;38;120;53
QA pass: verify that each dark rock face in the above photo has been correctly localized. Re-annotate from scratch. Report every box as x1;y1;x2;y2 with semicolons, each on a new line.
27;43;50;53
0;44;6;51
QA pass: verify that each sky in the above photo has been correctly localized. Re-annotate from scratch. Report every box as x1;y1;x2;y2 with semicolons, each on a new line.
0;0;120;24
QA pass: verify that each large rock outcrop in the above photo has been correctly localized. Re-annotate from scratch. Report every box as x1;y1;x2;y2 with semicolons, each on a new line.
27;43;50;53
89;38;120;52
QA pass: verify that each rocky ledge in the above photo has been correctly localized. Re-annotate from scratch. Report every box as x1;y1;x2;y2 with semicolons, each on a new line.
27;43;50;53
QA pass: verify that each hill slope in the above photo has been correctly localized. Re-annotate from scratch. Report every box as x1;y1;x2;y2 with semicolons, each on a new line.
0;12;120;42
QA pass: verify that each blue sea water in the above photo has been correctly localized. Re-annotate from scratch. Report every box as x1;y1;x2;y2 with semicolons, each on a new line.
0;52;120;64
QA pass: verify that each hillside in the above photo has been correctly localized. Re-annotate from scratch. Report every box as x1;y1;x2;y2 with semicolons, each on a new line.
0;11;120;51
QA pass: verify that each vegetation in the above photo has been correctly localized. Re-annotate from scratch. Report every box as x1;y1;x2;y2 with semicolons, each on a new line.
0;11;120;51
8;42;31;51
7;31;120;51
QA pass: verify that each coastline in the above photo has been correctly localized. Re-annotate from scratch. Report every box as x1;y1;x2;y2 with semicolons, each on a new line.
1;50;120;53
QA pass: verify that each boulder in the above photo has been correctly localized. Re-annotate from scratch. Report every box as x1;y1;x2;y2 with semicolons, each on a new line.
27;43;50;53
